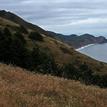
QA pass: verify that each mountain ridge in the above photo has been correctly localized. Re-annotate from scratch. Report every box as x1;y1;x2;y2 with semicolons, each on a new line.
0;10;54;37
48;31;107;49
1;10;107;49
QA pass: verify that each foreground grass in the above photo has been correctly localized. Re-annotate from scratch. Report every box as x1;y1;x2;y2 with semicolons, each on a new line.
0;64;107;107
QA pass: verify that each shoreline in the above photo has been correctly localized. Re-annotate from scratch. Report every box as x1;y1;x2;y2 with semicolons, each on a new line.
76;44;95;51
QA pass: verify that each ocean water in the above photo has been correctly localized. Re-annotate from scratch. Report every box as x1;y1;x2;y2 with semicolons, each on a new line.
77;43;107;63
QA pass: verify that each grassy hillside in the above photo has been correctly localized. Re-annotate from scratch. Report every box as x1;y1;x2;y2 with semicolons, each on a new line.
0;10;107;87
0;14;107;72
0;64;107;107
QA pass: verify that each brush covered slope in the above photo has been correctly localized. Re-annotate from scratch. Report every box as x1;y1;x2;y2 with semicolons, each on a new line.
0;64;107;107
0;10;107;87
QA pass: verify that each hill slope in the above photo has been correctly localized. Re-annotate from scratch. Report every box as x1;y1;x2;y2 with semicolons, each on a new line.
0;64;107;107
0;10;107;87
0;10;44;30
0;10;54;37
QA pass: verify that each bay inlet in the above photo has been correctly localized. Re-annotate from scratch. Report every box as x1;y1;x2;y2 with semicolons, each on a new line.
76;43;107;63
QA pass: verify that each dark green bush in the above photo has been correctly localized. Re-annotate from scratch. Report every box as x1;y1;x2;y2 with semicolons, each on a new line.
14;32;26;44
29;32;43;41
19;25;28;34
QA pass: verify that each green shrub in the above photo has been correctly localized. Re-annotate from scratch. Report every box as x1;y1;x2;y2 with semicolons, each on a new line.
19;25;28;34
14;32;26;44
29;32;43;41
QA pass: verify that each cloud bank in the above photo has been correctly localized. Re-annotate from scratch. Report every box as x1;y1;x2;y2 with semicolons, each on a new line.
0;0;107;35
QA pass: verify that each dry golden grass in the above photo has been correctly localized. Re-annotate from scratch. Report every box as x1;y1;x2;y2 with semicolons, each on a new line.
36;35;74;65
0;64;107;107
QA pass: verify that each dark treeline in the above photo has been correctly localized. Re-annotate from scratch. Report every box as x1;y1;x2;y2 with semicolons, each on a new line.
0;27;107;88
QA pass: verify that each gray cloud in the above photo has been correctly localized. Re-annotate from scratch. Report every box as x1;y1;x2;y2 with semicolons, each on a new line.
0;0;107;36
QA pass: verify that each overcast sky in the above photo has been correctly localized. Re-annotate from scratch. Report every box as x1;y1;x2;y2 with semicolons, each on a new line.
0;0;107;36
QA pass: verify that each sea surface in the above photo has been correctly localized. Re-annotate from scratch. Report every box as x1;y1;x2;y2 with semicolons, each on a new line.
77;43;107;63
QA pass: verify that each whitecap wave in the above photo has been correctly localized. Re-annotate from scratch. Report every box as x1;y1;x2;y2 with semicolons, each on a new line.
76;44;95;51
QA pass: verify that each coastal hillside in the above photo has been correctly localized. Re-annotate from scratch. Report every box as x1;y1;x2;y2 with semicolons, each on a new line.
0;10;45;32
0;64;107;107
1;10;107;87
0;10;54;37
49;31;107;49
